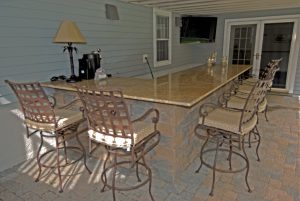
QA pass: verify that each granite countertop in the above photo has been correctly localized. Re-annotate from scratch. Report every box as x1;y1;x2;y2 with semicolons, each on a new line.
42;64;251;107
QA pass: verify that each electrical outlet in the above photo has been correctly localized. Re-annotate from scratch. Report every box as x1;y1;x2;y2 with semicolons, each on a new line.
142;54;148;63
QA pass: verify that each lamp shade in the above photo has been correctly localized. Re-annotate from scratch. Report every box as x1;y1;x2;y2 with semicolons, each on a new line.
53;20;86;44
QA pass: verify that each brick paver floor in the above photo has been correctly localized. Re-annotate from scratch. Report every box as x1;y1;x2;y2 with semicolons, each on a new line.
0;94;299;201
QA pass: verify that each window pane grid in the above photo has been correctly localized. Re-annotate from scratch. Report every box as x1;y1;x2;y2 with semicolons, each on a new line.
157;41;169;62
230;25;256;65
155;11;170;65
156;15;169;39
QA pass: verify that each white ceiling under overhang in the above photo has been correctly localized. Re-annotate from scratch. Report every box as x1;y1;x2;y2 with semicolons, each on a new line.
120;0;300;15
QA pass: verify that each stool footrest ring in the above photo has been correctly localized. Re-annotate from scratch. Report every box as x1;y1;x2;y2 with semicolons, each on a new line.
101;160;151;191
201;148;248;173
38;146;84;169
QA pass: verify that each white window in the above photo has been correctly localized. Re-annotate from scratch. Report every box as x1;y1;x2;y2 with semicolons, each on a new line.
153;9;172;67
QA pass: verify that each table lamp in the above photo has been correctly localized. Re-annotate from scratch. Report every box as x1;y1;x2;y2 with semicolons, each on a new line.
53;20;86;82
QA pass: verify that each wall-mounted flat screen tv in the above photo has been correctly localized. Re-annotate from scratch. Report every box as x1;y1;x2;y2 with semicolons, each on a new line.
180;16;217;43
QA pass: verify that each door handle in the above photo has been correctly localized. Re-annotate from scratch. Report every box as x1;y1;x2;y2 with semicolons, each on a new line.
254;53;260;60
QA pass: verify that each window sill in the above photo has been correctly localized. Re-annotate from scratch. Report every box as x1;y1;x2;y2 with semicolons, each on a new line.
154;60;171;67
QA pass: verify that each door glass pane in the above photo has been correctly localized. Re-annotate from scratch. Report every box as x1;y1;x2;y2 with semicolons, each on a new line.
245;50;251;60
239;50;245;60
241;28;247;38
247;28;252;38
234;28;240;38
240;39;246;49
229;24;257;66
260;22;294;88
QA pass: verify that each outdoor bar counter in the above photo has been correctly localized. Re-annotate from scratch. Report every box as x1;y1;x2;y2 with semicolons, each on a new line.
42;64;251;182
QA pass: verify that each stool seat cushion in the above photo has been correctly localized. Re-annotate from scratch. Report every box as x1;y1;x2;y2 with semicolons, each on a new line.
25;109;83;132
88;121;154;150
199;108;257;135
244;77;258;83
227;96;267;113
258;98;267;113
240;79;272;93
237;84;253;94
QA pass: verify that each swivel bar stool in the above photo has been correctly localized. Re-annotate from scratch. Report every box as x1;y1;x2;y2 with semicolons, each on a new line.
75;86;160;201
224;58;281;122
218;60;280;161
194;78;270;196
241;58;282;85
6;80;91;193
237;58;281;94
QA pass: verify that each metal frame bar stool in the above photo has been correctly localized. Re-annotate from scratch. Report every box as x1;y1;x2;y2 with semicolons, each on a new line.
237;58;282;86
194;78;270;196
218;60;280;161
6;80;91;193
75;86;160;201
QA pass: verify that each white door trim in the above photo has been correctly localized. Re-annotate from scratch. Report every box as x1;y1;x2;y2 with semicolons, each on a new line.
224;14;300;23
288;17;300;93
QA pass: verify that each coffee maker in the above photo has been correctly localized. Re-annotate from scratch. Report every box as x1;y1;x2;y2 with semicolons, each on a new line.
78;49;101;80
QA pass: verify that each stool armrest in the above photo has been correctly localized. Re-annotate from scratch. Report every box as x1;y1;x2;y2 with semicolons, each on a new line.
47;95;56;107
56;99;81;110
219;91;232;105
199;103;218;117
229;81;240;94
132;108;159;125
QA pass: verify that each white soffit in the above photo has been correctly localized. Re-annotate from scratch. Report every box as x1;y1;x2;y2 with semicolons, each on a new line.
120;0;300;15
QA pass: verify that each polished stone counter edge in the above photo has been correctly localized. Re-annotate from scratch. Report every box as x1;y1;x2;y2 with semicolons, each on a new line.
42;65;251;108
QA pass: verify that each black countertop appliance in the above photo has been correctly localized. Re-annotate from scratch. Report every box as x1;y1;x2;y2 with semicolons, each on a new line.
78;50;101;80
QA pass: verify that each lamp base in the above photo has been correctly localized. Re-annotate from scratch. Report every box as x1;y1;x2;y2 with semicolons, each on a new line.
66;75;81;83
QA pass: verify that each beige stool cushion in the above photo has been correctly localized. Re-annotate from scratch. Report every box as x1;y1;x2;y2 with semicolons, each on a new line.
25;109;83;132
258;98;267;113
237;84;253;94
239;79;272;93
88;121;155;150
227;96;267;113
243;78;258;85
245;77;258;83
199;108;257;135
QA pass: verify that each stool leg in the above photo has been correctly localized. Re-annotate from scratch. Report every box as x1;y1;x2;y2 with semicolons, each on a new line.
242;136;252;193
112;153;117;201
135;152;141;182
101;150;110;192
88;138;92;157
141;153;154;201
26;126;30;138
264;105;269;122
35;131;43;182
75;132;91;174
254;126;261;161
228;136;232;170
55;136;63;193
62;134;68;164
248;132;252;148
195;135;209;173
209;137;220;196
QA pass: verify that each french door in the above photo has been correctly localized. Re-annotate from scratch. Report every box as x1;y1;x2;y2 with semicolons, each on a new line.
223;17;298;92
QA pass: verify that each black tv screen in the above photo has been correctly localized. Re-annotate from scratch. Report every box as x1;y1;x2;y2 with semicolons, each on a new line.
180;16;217;43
